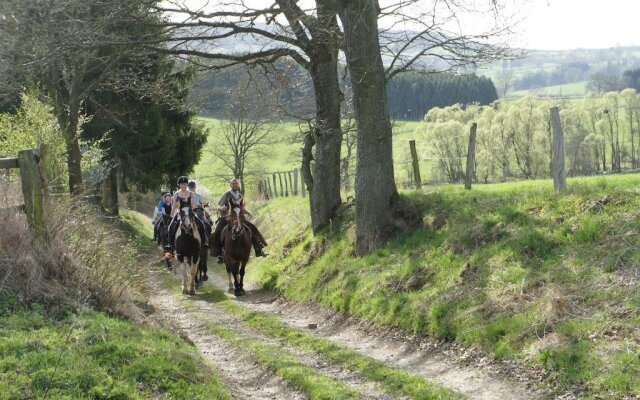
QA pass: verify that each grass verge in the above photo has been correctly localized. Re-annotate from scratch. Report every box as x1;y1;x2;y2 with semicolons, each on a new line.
0;301;232;400
246;174;640;399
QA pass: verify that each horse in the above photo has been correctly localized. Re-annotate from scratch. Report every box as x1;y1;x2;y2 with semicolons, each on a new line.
222;198;252;296
159;213;173;271
193;203;212;288
174;206;201;295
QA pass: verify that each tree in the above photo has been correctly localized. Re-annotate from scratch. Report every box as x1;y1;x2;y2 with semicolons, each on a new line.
209;82;276;193
495;69;516;98
152;0;345;234
0;0;166;195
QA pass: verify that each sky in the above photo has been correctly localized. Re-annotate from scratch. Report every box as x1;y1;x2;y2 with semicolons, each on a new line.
514;0;640;50
165;0;640;51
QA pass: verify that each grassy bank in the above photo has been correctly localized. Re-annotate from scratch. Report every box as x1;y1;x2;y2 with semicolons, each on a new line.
249;175;640;399
0;302;231;399
0;195;232;400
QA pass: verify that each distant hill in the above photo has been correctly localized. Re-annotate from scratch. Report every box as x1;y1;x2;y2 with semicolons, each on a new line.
479;46;640;97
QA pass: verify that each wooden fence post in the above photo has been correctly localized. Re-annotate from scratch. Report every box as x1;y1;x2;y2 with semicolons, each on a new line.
464;123;477;190
278;173;284;197
266;178;272;199
18;148;47;240
287;171;293;196
283;172;289;196
550;107;567;192
409;140;422;189
293;168;299;195
272;173;278;198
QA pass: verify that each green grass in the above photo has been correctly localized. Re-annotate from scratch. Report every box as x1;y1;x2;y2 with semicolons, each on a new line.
120;209;156;250
0;302;232;400
245;173;640;399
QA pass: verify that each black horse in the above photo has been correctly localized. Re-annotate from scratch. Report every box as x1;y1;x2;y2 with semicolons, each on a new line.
193;203;211;288
222;198;252;296
174;207;201;295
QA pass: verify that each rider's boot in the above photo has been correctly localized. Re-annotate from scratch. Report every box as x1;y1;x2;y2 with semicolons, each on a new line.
164;221;176;252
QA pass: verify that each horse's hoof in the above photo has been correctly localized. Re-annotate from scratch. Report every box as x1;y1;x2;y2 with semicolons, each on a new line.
234;289;243;297
182;289;187;294
188;290;195;295
239;288;246;296
202;274;208;281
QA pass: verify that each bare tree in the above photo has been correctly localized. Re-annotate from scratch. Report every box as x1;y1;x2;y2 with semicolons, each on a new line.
209;78;276;192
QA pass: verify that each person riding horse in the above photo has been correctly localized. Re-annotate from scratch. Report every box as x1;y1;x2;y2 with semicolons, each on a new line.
211;178;268;264
188;180;212;241
152;191;172;244
164;176;209;253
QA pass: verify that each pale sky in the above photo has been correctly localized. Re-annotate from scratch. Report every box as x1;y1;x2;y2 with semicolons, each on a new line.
166;0;640;51
514;0;640;50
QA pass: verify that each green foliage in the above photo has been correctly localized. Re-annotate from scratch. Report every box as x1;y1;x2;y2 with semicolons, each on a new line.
0;92;68;185
247;174;640;398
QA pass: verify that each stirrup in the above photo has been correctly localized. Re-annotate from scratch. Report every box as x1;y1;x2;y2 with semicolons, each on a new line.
256;249;268;257
216;255;223;264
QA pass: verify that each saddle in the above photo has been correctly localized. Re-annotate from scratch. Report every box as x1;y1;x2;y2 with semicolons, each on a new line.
220;223;252;246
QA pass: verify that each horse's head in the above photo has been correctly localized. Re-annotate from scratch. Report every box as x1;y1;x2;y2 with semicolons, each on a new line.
179;207;194;234
225;199;244;235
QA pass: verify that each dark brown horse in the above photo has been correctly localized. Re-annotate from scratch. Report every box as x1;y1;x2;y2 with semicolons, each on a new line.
222;199;252;296
159;213;173;270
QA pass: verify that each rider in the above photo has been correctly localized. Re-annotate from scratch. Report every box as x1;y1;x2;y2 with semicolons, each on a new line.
152;191;172;244
188;180;212;242
211;178;268;264
164;176;209;253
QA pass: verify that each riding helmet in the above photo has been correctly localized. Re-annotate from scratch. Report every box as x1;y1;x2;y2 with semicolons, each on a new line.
177;176;188;184
188;180;196;188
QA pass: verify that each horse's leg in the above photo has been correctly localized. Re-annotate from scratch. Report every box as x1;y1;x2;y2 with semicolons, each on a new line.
201;251;208;281
178;256;188;294
225;259;234;291
232;260;242;297
238;261;246;296
189;257;197;295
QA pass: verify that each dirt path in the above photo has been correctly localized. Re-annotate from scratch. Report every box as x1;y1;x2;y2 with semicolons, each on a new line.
144;253;552;400
209;270;550;400
145;262;405;400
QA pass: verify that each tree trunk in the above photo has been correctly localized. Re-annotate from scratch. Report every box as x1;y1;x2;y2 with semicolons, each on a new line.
306;7;343;233
59;103;83;196
110;165;119;215
338;0;399;255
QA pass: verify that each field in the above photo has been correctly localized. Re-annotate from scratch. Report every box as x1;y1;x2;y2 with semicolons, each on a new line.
509;81;589;98
192;117;427;200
